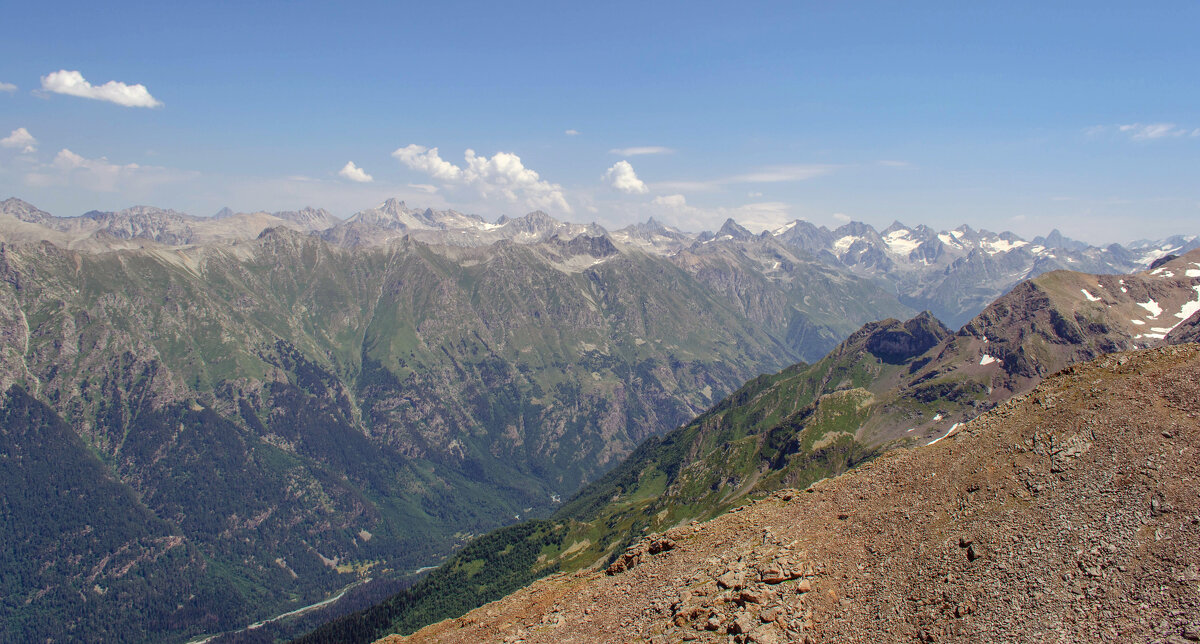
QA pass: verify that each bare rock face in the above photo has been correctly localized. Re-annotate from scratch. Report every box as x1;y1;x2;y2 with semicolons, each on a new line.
1167;310;1200;345
862;311;951;364
395;344;1200;643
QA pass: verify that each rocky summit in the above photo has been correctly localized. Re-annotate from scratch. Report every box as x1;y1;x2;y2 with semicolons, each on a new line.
393;343;1200;643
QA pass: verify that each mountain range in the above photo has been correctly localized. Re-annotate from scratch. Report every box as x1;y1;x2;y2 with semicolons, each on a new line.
1;194;1198;642
298;251;1200;643
4;196;1197;329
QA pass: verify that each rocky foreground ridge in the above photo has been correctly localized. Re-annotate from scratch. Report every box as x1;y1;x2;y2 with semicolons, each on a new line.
393;343;1200;643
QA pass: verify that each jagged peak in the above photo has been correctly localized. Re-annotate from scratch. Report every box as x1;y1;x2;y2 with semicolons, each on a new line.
834;220;878;237
0;197;53;223
372;198;412;217
519;210;558;223
1;197;41;211
716;218;753;240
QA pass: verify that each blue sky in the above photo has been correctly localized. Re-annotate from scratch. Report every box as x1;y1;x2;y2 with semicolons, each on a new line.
1;1;1198;242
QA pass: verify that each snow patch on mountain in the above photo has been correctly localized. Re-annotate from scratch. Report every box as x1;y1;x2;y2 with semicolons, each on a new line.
772;221;798;235
981;238;1028;254
937;233;962;248
834;235;863;253
1175;285;1200;322
1138;300;1163;318
884;229;921;255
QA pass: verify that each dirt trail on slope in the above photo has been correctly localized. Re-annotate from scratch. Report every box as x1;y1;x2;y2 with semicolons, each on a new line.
389;344;1200;644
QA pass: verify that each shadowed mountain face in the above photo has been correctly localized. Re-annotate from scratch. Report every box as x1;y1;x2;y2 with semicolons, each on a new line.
299;251;1200;643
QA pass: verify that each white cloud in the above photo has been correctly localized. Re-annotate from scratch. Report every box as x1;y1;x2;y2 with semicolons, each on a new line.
832;212;852;223
603;160;648;194
25;148;193;192
0;82;16;93
40;70;162;108
652;194;687;208
653;164;835;194
609;146;673;156
1;127;37;153
651;180;722;193
392;144;464;181
393;144;570;214
1090;122;1194;141
565;129;580;136
1119;123;1186;140
726;202;793;233
338;161;374;183
408;183;438;194
747;191;763;198
728;165;835;183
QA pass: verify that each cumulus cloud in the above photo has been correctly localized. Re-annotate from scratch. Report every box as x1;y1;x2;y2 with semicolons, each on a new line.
0;82;16;93
609;146;673;156
392;144;570;214
25;148;193;192
338;161;374;183
604;160;649;194
1;127;37;153
832;212;852;223
565;129;580;136
392;144;464;181
40;70;162;108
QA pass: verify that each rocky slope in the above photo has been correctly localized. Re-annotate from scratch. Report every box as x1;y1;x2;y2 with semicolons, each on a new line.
394;342;1200;643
